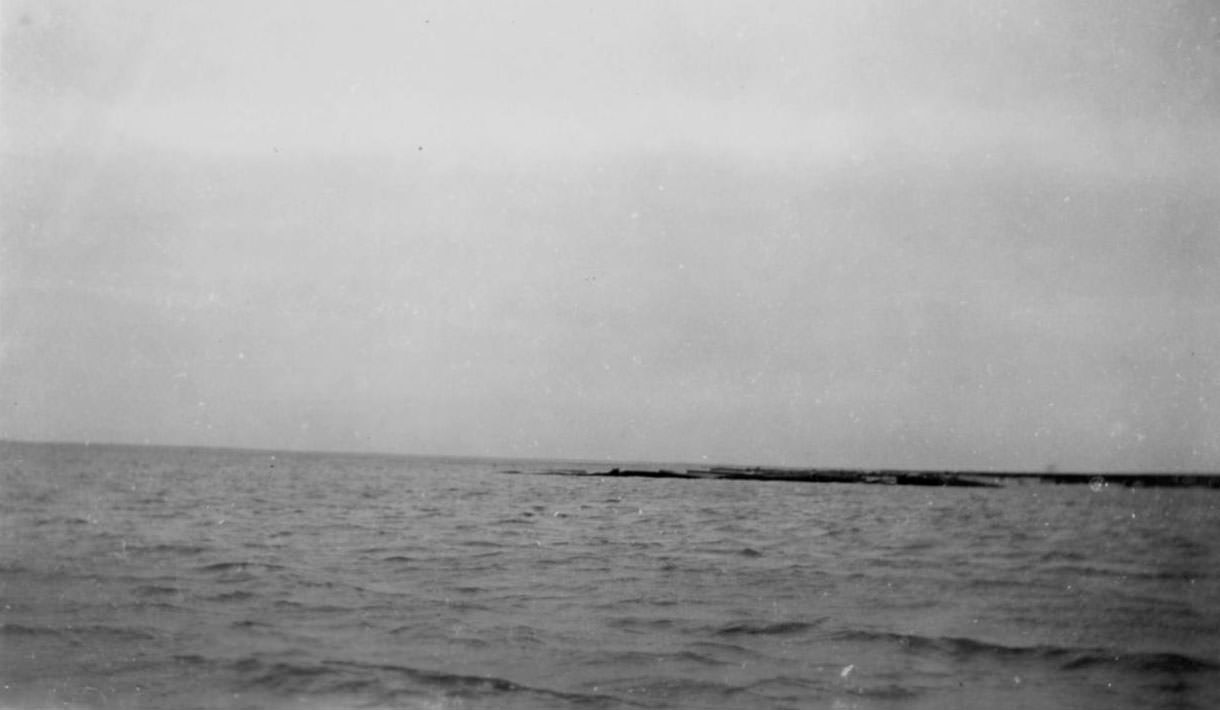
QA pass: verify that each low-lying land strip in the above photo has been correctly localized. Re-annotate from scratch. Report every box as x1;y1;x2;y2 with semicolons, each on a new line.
502;466;1220;488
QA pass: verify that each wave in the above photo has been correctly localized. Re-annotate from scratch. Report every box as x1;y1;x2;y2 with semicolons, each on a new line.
0;623;157;643
602;649;731;667
716;619;826;636
495;515;538;525
1062;651;1220;674
133;584;182;597
272;600;353;613
137;543;211;555
197;561;286;573
742;675;921;702
195;561;288;582
31;515;92;526
687;640;770;661
1039;562;1209;584
830;629;1219;674
607;616;676;634
1;622;58;637
590;675;748;704
740;674;832;697
207;590;257;603
223;656;619;706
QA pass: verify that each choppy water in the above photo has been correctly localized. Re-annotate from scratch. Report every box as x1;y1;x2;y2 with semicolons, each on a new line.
1;442;1218;710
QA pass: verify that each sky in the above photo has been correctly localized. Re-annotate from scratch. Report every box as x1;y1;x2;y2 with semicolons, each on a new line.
2;0;1218;471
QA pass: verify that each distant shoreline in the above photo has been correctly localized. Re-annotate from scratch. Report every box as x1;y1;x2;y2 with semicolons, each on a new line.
3;439;1217;487
503;466;1220;489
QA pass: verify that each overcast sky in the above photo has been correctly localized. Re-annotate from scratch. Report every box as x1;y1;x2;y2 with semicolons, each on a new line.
3;1;1218;471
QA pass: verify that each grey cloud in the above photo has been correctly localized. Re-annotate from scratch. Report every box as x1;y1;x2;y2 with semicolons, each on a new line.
6;141;1215;468
3;1;1217;469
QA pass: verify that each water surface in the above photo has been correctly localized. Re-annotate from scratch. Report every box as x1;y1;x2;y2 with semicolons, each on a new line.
2;442;1217;709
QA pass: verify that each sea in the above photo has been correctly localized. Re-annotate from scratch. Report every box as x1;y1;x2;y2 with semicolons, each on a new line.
1;441;1218;710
